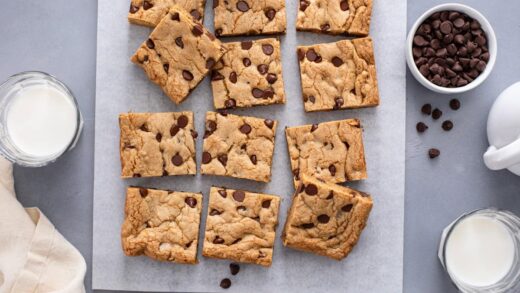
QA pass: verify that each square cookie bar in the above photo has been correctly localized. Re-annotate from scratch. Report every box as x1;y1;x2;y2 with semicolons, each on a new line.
201;112;277;182
297;0;373;36
121;187;203;264
297;37;379;112
213;0;286;36
285;119;366;187
119;112;197;178
131;6;226;104
282;174;373;260
211;38;285;109
202;187;281;266
128;0;206;27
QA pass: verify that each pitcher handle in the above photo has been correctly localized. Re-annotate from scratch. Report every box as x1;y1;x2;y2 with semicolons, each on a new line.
484;137;520;170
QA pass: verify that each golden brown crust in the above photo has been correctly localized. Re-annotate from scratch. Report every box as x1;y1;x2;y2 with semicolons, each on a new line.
121;187;203;264
202;187;281;266
127;0;206;27
281;174;373;260
297;37;379;112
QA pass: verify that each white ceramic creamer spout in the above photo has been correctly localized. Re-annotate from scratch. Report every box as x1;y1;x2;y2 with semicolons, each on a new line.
484;82;520;175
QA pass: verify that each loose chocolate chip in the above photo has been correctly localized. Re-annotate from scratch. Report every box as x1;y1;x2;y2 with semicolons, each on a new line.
239;123;252;134
310;124;318;132
432;108;443;120
171;12;180;21
252;88;264;98
236;1;249;12
340;0;349;11
342;204;353;212
413;35;429;47
220;278;231;289
331;56;344;67
262;44;274;55
172;154;183;166
213;236;225;244
233;190;245;202
449;98;460;110
206;58;216;69
257;64;269;75
320;24;330;32
301;223;314;229
213;0;219;9
129;4;139;13
266;73;277;84
139;188;148;197
230;263;240;275
192;24;204;36
146;39;155;49
265;8;276;20
243;58;251;67
300;0;310;11
442;120;453;131
190;9;202;20
163;63;169;73
250;155;257;165
317;214;330;223
184;197;197;208
143;1;153;10
211;71;224;81
264;119;274;129
156;133;162;142
177;115;188;128
170;124;180;136
329;165;336;176
202;152;212;164
429;148;440;159
305;184;318;195
224;99;236;108
241;41;253;50
416;122;428;133
182;70;194;81
229;72;238;83
218;154;228;166
262;199;271;208
306;49;318;61
218;189;227;198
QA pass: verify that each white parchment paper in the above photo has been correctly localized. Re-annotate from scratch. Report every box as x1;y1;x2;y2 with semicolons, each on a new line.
93;0;407;291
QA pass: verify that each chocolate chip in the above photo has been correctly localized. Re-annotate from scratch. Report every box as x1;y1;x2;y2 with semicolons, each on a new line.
300;0;309;11
236;1;249;12
241;41;253;50
163;63;169;73
191;129;198;138
171;154;183;166
297;49;305;61
306;49;319;62
213;0;219;9
170;124;180;136
233;190;245;202
190;9;202;20
331;56;344;67
171;12;180;21
230;263;240;275
317;214;330;223
224;98;236;108
432;108;442;120
262;199;271;208
192;24;204;36
342;204;353;212
243;58;251;67
229;71;238;83
143;1;153;10
218;154;227;166
262;44;274;55
211;71;224;81
329;165;336;176
220;278;231;289
139;188;148;197
252;88;264;98
429;148;440;159
250;155;257;165
257;64;268;75
301;223;314;229
177;115;188;128
333;97;344;110
129;4;139;13
293;168;300;180
264;119;274;129
266;73;277;84
449;98;460;110
320;24;330;32
215;28;222;36
209;209;221;216
305;184;318;195
263;88;274;99
133;173;141;178
182;70;194;81
416;122;428;133
326;191;334;200
156;133;162;142
202;152;212;164
442;120;453;131
185;197;197;208
205;58;216;69
340;0;349;11
308;95;315;103
310;124;318;132
239;123;252;134
265;8;276;20
146;39;155;49
214;236;225;244
218;189;227;198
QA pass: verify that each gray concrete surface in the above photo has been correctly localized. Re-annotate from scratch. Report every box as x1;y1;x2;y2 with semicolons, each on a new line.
1;0;519;292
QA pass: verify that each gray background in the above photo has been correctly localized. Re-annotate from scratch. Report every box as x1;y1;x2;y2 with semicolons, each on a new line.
0;0;518;292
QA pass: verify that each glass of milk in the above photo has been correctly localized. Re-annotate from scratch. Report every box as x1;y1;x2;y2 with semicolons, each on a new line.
439;208;520;292
0;71;83;167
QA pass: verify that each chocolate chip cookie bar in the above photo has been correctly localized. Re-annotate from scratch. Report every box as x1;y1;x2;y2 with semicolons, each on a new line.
131;6;226;104
297;37;379;112
121;187;203;264
128;0;206;27
119;112;197;178
202;187;281;266
285;119;367;187
211;38;285;109
201;112;277;182
297;0;373;36
282;174;373;260
213;0;286;36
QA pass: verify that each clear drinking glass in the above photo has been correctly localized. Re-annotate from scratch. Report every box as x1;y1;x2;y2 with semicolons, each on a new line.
0;71;83;167
438;208;520;292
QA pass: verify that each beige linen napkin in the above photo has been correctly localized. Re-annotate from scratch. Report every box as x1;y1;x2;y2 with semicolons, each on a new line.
0;158;86;293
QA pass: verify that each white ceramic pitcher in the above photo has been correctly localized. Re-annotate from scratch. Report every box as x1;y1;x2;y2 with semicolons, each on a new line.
484;82;520;175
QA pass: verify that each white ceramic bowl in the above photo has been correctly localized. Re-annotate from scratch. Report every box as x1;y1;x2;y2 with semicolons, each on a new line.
406;3;497;94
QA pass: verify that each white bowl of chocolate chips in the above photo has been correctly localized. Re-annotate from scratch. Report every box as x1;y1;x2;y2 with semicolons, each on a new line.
406;3;497;94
